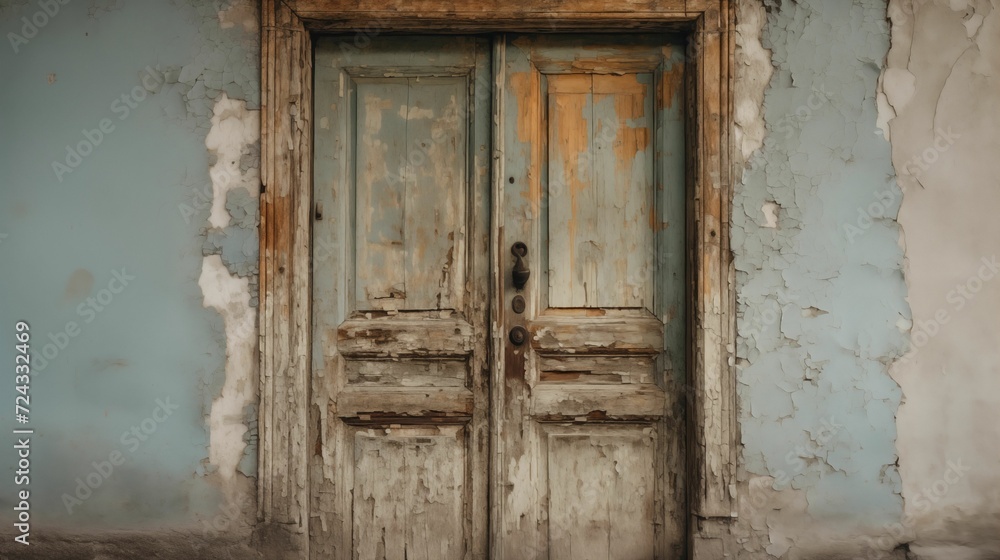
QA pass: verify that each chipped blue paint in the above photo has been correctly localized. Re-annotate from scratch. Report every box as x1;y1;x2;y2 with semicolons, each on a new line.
0;0;258;528
202;187;260;303
735;0;909;528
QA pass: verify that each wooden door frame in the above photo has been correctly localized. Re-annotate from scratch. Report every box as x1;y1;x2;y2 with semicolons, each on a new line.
257;1;736;557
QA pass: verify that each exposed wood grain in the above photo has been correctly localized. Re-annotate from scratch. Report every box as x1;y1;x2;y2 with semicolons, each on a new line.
289;0;691;14
487;37;507;560
530;316;664;355
547;429;657;560
538;355;655;385
285;0;703;32
546;74;595;307
531;385;666;419
258;2;311;558
690;8;737;518
355;80;408;307
346;359;467;387
354;77;468;311
336;387;475;419
353;426;466;560
402;79;467;310
337;318;475;358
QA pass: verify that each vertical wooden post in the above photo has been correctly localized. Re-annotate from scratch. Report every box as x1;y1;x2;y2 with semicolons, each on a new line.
258;1;312;557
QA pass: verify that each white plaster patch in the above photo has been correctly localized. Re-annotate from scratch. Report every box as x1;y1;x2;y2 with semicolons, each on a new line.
734;0;773;165
761;201;779;228
205;94;260;229
199;254;257;484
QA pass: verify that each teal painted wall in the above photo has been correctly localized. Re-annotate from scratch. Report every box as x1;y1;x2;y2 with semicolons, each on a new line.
0;0;258;530
735;0;908;536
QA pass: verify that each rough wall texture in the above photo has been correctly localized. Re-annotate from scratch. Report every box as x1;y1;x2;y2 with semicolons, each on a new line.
879;0;1000;558
730;0;912;557
0;0;260;555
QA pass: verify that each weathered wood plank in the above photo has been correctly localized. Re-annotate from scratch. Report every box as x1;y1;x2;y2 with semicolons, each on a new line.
337;318;475;358
289;0;691;15
346;359;467;387
402;78;467;310
258;2;312;558
691;21;738;518
547;430;657;559
355;80;408;309
593;74;654;309
353;427;466;560
547;74;595;307
353;76;469;311
538;355;655;385
530;316;664;355
531;386;666;419
546;72;656;309
336;387;475;419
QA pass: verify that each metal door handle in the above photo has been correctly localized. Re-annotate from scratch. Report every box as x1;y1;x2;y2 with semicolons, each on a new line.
511;242;530;290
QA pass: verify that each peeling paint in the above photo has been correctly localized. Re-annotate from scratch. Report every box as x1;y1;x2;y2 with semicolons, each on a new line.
728;0;910;556
198;254;257;516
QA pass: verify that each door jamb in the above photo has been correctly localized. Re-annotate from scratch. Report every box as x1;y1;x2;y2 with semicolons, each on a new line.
257;1;736;557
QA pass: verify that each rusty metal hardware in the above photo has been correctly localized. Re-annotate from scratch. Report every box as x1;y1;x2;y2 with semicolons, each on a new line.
511;295;526;314
509;326;528;346
511;242;530;290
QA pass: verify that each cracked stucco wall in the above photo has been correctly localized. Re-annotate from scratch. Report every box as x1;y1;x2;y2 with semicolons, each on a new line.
879;0;1000;558
728;0;1000;558
0;0;260;550
731;0;912;557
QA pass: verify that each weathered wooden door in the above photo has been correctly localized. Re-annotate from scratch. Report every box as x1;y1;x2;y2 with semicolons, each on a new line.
494;35;687;559
312;34;686;560
312;37;492;559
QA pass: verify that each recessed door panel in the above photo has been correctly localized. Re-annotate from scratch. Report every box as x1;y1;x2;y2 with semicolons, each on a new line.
546;73;656;310
354;76;468;311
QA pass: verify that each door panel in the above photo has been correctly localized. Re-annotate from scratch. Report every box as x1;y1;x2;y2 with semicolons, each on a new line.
313;36;491;560
353;426;467;560
498;35;687;559
546;73;655;309
354;76;469;311
547;427;657;560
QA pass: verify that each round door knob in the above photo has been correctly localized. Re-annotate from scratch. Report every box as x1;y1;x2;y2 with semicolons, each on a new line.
509;326;528;346
511;295;526;314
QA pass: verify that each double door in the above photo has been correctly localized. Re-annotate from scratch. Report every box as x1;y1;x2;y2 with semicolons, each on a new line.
312;34;687;559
